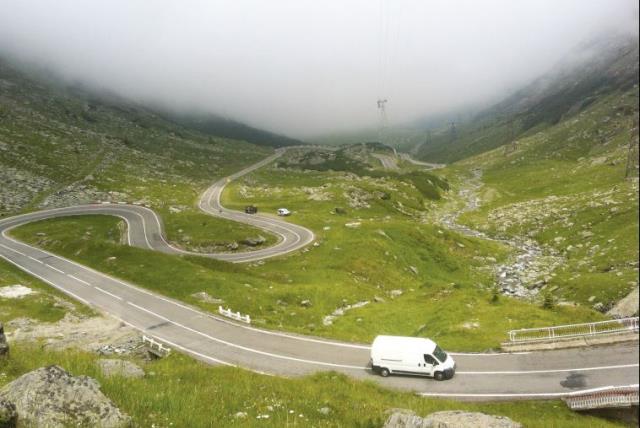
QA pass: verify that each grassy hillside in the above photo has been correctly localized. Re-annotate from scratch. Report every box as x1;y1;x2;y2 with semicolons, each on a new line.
456;87;639;311
163;110;303;148
0;58;279;252
11;144;606;352
414;34;639;163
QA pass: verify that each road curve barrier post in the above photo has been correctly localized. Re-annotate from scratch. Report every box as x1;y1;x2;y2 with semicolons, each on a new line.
218;306;251;324
142;335;172;358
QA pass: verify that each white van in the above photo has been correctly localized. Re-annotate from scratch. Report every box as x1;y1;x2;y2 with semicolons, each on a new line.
277;208;291;216
370;335;456;380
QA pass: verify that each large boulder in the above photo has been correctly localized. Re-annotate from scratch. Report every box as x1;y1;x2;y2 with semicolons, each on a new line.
0;323;8;356
241;236;266;247
0;399;17;428
384;409;521;428
0;365;130;428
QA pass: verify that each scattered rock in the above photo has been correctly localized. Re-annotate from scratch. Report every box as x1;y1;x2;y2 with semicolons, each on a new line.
608;286;639;318
0;365;131;428
7;313;140;355
241;236;266;247
234;411;248;419
345;222;361;228
191;291;224;304
0;285;35;299
409;266;419;275
318;407;331;415
389;289;403;298
98;359;145;379
300;300;312;307
374;296;386;303
461;321;480;329
383;409;521;428
0;323;8;356
227;242;239;251
0;399;17;428
322;301;369;326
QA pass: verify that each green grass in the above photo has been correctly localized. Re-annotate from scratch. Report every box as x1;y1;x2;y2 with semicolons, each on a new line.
9;203;602;352
0;258;93;323
0;343;626;427
454;89;639;308
0;58;277;252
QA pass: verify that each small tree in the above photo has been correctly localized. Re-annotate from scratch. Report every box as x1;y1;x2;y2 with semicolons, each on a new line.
490;287;500;304
542;292;555;309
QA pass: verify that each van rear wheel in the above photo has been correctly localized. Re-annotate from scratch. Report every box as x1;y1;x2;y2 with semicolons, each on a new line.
434;372;445;381
380;368;390;377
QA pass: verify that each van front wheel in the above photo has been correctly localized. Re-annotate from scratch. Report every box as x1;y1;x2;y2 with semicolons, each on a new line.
434;372;445;381
380;368;390;377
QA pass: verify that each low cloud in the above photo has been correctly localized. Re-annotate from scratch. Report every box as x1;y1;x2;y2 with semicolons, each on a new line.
0;0;637;137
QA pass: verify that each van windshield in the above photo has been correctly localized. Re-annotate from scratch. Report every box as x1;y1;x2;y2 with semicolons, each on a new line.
433;346;447;363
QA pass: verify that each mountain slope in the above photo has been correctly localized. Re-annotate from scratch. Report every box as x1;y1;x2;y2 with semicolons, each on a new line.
0;57;281;251
163;111;303;148
415;33;639;163
455;85;638;312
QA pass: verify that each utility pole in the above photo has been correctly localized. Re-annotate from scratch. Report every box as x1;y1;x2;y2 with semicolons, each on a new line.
449;122;457;141
504;120;518;155
377;99;388;143
625;116;639;179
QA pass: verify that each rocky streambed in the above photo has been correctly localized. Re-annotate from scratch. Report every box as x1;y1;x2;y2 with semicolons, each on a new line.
439;170;563;299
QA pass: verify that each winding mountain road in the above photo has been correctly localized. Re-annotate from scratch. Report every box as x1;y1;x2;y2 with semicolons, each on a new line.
0;148;637;399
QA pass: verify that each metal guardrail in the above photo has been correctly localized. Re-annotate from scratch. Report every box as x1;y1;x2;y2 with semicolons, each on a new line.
507;317;639;343
564;384;639;410
142;335;171;356
218;306;251;324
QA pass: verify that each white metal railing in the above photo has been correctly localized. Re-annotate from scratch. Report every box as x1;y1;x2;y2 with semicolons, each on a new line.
507;317;639;343
564;384;639;410
218;306;251;324
142;335;171;355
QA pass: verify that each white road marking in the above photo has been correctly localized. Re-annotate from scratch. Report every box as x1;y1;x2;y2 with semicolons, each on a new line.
67;274;91;286
419;384;640;398
457;363;640;375
127;301;367;370
94;286;124;301
0;242;26;256
0;254;91;306
44;264;65;274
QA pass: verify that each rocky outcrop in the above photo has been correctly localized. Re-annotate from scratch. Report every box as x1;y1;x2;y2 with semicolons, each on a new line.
0;323;8;356
0;399;17;428
98;359;145;379
608;286;639;318
0;365;130;428
241;235;266;247
384;409;521;428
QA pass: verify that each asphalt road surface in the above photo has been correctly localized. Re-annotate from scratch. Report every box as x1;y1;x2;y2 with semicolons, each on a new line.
373;153;399;170
0;149;637;399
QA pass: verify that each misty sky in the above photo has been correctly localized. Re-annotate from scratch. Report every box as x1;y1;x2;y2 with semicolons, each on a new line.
0;0;637;138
